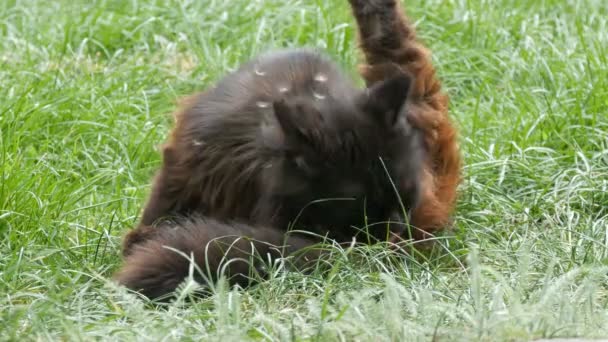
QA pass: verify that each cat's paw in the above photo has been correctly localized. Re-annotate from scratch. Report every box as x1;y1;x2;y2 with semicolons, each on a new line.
348;0;396;15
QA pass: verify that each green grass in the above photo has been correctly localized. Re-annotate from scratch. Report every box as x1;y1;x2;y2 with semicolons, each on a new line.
1;0;608;340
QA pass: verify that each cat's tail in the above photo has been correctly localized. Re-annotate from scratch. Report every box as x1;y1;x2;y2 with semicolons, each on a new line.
348;0;461;236
114;217;320;301
347;0;442;101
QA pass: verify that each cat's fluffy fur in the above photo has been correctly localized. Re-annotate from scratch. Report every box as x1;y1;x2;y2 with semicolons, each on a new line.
348;0;461;239
114;0;461;301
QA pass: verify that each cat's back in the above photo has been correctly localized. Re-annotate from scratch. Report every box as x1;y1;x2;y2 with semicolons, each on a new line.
183;49;356;126
161;49;359;222
224;48;355;101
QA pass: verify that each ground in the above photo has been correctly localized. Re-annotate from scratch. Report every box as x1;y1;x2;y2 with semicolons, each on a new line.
1;0;608;340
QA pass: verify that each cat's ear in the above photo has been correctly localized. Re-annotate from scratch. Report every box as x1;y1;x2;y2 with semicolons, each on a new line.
273;99;314;145
272;99;300;139
359;73;412;127
271;100;321;176
259;101;285;149
260;99;305;150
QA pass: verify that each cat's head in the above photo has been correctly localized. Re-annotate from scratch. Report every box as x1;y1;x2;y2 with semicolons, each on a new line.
258;72;423;239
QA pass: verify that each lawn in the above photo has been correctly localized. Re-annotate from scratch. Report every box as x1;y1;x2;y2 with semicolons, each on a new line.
1;0;608;340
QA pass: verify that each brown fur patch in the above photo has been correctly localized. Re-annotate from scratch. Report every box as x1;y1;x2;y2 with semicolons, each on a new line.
348;0;461;238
